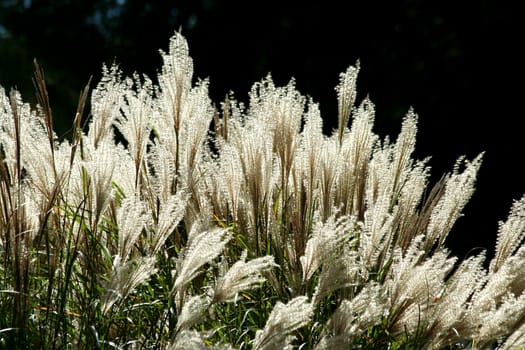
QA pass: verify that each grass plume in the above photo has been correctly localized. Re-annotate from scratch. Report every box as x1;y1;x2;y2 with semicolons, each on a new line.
1;32;525;349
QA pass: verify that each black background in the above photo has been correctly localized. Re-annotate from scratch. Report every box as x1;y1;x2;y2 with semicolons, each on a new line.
1;0;524;260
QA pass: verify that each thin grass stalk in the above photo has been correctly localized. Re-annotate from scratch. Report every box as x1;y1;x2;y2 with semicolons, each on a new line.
0;155;13;269
8;90;32;345
32;60;56;168
69;78;91;168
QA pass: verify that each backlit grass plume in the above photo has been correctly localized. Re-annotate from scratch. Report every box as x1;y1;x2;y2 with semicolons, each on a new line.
1;32;525;349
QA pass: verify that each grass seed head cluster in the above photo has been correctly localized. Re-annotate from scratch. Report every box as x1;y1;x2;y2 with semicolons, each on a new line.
1;33;525;349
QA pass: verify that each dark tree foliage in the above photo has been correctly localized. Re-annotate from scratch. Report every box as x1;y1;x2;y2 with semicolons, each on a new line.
0;0;524;259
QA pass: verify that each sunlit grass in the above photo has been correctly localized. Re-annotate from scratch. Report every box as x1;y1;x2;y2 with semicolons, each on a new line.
1;32;525;349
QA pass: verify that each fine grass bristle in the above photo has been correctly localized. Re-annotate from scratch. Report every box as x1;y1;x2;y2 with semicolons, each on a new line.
1;32;525;349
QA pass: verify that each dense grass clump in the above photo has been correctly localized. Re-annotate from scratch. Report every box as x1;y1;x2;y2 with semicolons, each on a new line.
1;33;525;349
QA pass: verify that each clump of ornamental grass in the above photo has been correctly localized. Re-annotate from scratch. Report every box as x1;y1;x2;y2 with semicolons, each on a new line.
1;32;525;349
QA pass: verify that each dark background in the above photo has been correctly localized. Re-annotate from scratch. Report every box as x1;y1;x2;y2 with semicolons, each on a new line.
1;0;523;260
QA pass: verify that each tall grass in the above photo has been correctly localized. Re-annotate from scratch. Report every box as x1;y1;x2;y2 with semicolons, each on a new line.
1;32;525;349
